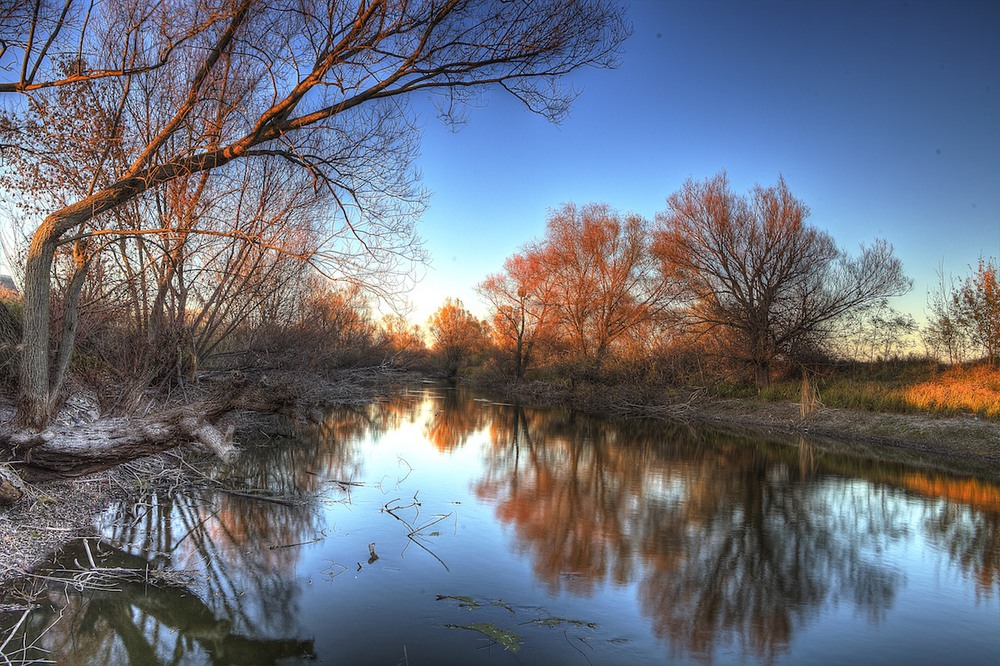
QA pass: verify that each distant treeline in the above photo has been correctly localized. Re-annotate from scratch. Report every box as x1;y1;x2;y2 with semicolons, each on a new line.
427;175;997;390
1;175;995;410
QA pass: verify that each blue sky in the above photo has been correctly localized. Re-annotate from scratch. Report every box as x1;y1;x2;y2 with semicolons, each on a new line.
407;0;1000;327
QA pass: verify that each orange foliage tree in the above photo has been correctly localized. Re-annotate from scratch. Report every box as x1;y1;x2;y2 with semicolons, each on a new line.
925;257;1000;365
477;252;558;379
956;258;1000;365
378;314;427;368
479;203;675;379
427;298;489;378
541;204;673;373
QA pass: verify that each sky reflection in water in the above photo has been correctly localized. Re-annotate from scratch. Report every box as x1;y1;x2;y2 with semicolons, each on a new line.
3;386;998;665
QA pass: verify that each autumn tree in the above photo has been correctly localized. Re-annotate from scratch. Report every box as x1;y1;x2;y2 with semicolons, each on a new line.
378;314;427;368
477;252;558;379
427;298;489;378
537;203;673;374
926;258;1000;365
0;0;630;429
654;172;911;390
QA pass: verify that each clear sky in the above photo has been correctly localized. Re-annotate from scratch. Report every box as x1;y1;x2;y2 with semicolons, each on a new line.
406;0;1000;327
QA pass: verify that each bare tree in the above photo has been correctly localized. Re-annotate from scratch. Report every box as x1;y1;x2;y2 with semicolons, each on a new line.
837;299;917;363
0;0;215;94
654;172;911;390
0;0;630;428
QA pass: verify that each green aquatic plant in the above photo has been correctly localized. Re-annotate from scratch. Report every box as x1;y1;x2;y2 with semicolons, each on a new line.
444;623;522;652
526;616;598;630
436;595;515;614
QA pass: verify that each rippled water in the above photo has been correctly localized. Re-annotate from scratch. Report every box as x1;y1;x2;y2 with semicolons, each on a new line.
2;385;999;665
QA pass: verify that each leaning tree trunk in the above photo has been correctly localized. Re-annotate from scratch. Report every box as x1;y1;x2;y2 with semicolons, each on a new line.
17;218;60;429
50;240;92;414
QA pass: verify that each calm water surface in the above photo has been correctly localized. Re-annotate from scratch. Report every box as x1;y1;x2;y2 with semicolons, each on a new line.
2;386;999;665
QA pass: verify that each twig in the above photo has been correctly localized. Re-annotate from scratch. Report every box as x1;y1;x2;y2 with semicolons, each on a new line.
214;488;301;506
0;608;31;654
565;630;593;665
268;535;325;550
408;512;451;538
82;539;97;569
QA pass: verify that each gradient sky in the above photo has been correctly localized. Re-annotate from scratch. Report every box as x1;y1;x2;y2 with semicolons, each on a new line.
406;0;1000;328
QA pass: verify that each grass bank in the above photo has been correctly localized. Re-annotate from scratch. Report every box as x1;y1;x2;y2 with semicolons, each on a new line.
716;360;1000;419
468;362;1000;479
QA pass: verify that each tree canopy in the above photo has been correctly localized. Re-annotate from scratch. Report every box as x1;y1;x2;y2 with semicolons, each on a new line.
0;0;630;427
653;172;911;388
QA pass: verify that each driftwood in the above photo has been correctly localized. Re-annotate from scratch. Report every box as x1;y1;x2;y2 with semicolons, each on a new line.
0;378;300;487
19;405;236;479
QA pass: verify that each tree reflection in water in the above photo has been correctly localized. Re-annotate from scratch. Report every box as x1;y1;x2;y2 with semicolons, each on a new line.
10;540;314;665
475;401;1000;662
425;387;490;452
2;389;996;664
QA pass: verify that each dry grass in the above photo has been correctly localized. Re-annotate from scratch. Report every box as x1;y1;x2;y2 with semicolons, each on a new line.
728;361;1000;419
901;364;1000;417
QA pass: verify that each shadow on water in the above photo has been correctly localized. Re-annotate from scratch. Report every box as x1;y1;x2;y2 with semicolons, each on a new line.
2;385;998;664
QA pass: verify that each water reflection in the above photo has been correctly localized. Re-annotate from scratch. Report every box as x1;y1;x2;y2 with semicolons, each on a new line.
425;388;490;451
474;400;1000;661
2;387;997;665
17;540;314;665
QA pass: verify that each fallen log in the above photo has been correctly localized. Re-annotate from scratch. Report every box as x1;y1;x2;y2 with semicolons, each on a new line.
16;404;235;479
2;378;301;484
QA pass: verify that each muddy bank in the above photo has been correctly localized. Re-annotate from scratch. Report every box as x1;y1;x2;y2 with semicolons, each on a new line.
687;397;1000;478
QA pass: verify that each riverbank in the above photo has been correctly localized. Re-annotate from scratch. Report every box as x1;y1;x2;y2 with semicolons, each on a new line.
688;396;1000;477
471;378;1000;479
0;368;421;587
3;371;998;588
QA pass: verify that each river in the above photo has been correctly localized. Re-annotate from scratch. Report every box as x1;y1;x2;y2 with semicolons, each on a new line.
2;385;998;664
